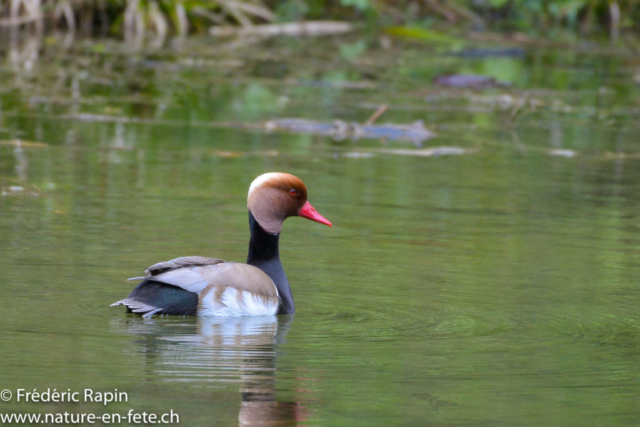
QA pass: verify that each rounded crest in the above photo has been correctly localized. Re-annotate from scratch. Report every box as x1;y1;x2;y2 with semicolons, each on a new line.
247;172;308;234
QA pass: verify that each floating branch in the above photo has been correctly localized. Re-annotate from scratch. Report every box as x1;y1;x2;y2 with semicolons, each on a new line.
210;21;354;37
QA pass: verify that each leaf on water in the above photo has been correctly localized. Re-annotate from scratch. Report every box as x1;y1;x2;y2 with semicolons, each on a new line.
255;150;279;157
343;152;375;159
549;149;577;158
384;26;466;46
210;150;244;158
1;184;42;197
0;139;48;148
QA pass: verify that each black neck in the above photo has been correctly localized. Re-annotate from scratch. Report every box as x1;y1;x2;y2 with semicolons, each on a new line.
247;211;294;314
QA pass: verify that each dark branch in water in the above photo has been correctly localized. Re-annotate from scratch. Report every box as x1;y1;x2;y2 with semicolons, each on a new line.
365;105;389;126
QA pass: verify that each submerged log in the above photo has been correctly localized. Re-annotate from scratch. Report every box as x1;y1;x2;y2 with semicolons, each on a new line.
264;119;436;145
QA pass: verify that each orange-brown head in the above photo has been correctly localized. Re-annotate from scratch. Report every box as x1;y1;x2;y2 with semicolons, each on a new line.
247;172;332;234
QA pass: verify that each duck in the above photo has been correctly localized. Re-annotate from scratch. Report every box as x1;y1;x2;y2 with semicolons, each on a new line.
110;172;331;317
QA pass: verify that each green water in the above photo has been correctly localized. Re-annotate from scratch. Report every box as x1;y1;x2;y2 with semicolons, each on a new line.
1;35;640;426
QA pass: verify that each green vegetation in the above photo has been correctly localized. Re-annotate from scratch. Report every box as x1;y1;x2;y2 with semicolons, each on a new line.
0;0;275;39
0;0;638;40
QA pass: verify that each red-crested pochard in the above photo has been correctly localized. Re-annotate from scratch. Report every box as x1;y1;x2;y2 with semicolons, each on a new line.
111;172;331;317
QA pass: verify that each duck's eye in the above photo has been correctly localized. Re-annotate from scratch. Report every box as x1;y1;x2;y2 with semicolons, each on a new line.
289;189;297;195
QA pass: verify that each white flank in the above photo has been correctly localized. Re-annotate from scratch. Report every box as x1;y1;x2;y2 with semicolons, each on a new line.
199;287;279;318
248;172;282;199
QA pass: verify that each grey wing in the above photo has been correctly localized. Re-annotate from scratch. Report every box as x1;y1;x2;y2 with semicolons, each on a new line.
136;262;278;298
125;256;226;280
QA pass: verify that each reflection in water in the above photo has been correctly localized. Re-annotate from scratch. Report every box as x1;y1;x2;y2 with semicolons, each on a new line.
111;316;305;426
7;32;40;74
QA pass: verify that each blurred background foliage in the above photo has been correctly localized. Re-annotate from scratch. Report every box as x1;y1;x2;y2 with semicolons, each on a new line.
0;0;638;40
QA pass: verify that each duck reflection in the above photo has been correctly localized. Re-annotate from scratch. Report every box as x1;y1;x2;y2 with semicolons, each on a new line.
111;315;306;426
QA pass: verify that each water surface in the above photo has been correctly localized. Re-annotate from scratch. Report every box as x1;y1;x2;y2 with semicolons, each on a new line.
1;35;640;426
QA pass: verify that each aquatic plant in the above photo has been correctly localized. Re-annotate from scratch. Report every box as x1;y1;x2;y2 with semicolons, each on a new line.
282;0;640;38
1;0;639;39
0;0;275;39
